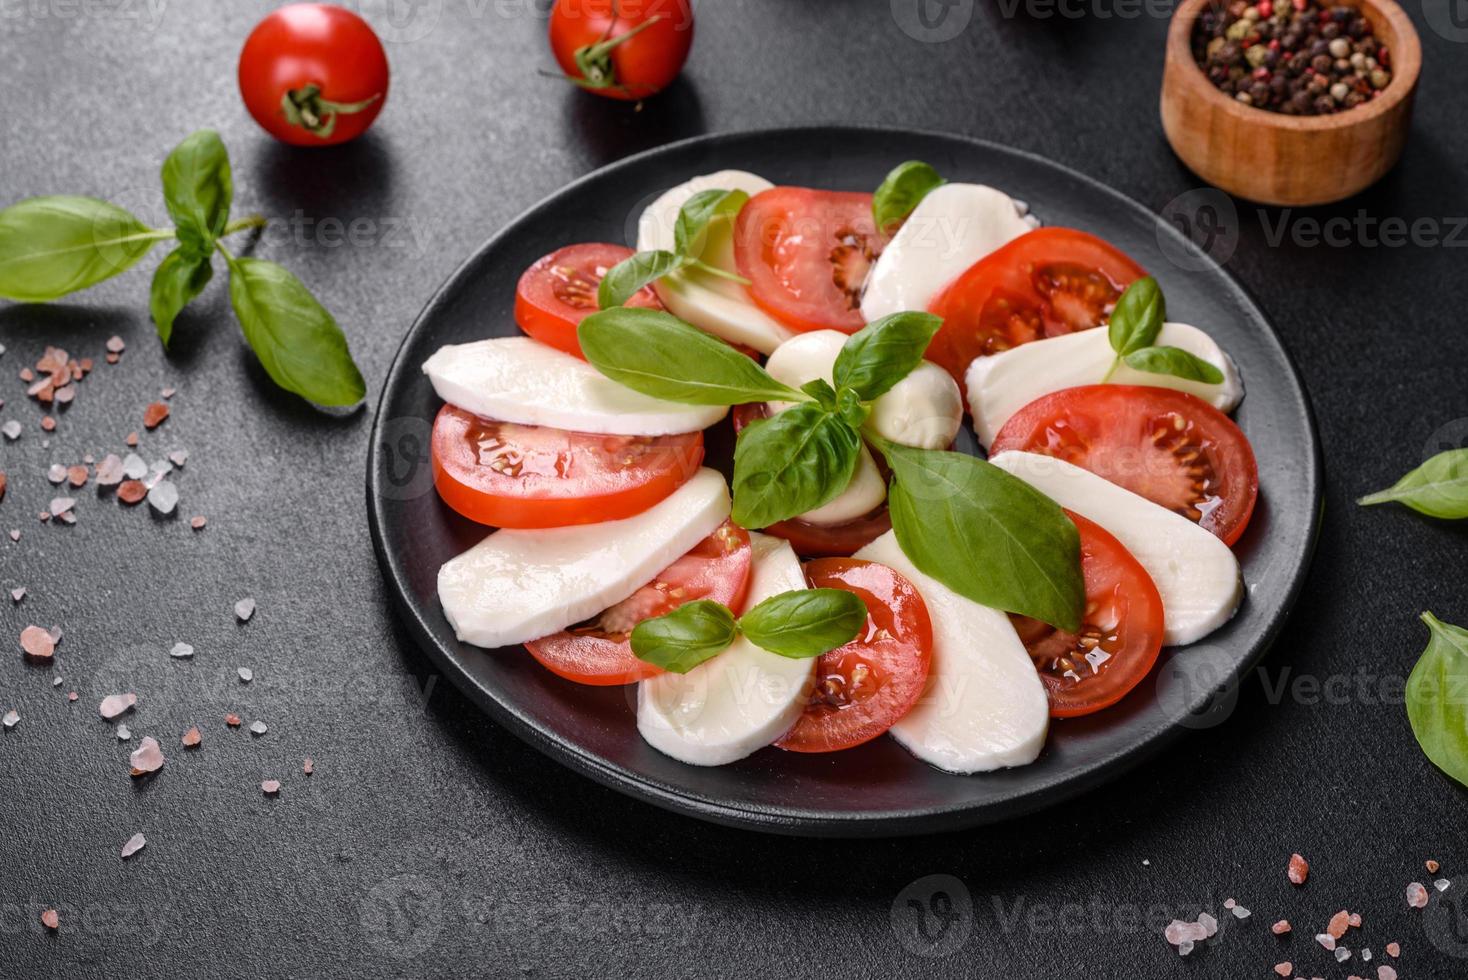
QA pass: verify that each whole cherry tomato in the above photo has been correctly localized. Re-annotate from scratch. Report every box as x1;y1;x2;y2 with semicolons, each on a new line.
549;0;694;100
238;4;389;146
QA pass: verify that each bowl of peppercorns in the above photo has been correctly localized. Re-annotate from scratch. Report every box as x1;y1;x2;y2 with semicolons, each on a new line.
1162;0;1420;206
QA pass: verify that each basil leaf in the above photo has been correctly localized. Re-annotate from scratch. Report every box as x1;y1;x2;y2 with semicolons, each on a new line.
1122;345;1225;384
597;249;682;310
673;188;748;258
1359;449;1468;519
1405;612;1468;788
149;246;213;346
801;378;838;410
833;311;944;400
580;307;804;405
739;588;868;659
161;129;233;253
732;404;861;528
872;160;945;234
882;444;1084;631
1107;275;1164;356
630;599;739;674
226;256;366;406
836;386;869;430
0;196;165;302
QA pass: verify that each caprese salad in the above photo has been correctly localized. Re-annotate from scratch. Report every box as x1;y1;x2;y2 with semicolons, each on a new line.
422;160;1259;774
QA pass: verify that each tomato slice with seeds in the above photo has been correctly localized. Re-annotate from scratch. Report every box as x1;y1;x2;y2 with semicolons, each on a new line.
990;385;1259;545
733;188;885;334
1009;512;1164;718
775;558;933;752
430;404;703;529
927;228;1145;396
514;243;663;358
525;521;752;686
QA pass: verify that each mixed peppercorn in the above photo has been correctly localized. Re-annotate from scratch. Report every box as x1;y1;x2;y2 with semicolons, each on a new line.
1192;1;1393;116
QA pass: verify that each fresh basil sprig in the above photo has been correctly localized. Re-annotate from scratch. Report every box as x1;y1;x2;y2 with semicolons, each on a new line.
732;402;862;529
1405;612;1468;789
0;129;365;406
1101;276;1224;386
598;188;751;309
630;589;867;673
834;310;943;400
1358;449;1468;520
872;160;945;235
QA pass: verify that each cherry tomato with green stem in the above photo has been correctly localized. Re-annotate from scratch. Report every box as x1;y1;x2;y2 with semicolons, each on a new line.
548;0;695;101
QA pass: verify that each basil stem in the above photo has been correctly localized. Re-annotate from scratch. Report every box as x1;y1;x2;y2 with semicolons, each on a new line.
1359;449;1468;519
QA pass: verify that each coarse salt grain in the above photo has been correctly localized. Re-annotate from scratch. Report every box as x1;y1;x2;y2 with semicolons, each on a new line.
1230;905;1250;919
238;667;253;683
121;453;147;479
99;693;137;719
147;481;178;515
143;402;169;429
3;709;18;729
1336;947;1352;962
1317;933;1337;951
121;833;146;859
115;724;131;741
1328;910;1351;938
225;713;241;727
1406;882;1429;908
106;336;125;353
128;736;164;776
235;598;256;621
249;720;267;736
1378;967;1397;980
40;908;58;930
1426;859;1440;873
1274;964;1291;978
182;726;201;748
20;625;55;660
262;779;281;796
1386;942;1399;956
11;587;25;603
1435;878;1451;891
1272;920;1291;935
1288;853;1309;884
303;758;313;774
169;642;194;659
190;515;207;530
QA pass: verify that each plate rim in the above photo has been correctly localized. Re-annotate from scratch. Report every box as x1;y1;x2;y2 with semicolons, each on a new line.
366;124;1325;838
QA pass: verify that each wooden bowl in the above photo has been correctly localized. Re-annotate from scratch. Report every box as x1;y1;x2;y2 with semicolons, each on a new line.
1161;0;1421;206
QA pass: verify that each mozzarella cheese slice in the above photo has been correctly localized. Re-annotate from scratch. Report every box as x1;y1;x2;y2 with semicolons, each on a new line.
798;445;886;526
855;531;1049;773
988;451;1242;646
438;469;730;649
638;533;815;766
966;322;1244;446
423;336;726;436
636;170;795;354
860;183;1035;322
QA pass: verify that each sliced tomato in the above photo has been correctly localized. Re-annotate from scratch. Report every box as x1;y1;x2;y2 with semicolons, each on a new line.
990;385;1259;545
927;228;1146;395
733;187;885;334
1009;512;1164;717
525;521;752;685
730;403;890;556
430;405;703;529
514;243;663;358
776;559;933;752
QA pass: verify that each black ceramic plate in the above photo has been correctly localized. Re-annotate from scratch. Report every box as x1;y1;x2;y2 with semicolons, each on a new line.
368;126;1322;837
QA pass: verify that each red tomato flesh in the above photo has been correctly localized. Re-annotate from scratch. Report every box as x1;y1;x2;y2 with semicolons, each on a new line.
776;559;933;753
1010;512;1164;717
990;385;1259;546
526;521;751;685
515;243;663;358
430;404;703;529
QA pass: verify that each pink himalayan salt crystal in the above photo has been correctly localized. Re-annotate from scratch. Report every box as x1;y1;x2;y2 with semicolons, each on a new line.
99;693;137;720
1317;933;1338;951
261;780;281;796
40;908;59;930
1328;909;1352;939
1406;882;1429;908
1273;964;1291;978
1288;852;1309;885
1272;919;1292;935
1164;919;1210;946
129;736;164;776
1426;859;1440;873
1386;942;1400;956
1349;912;1362;928
1378;967;1398;980
121;833;146;859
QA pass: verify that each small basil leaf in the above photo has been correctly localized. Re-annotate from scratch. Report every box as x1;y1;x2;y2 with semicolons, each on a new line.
732;404;862;528
597;249;682;309
630;600;739;674
836;386;869;430
1122;345;1225;384
801;378;838;410
833;311;944;400
872;160;945;234
226;256;366;406
1107;275;1164;356
0;196;163;302
1405;612;1468;788
883;444;1084;631
580;307;804;405
673;188;748;258
149;246;213;346
739;588;867;659
1359;449;1468;519
161;129;233;253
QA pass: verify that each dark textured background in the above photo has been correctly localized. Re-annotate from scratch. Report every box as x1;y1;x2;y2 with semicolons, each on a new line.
2;1;1467;977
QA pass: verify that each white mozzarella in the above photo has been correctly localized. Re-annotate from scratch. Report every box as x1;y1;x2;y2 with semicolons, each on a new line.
965;322;1244;446
988;451;1242;646
423;337;726;436
637;170;795;355
438;469;730;649
798;445;886;526
855;531;1049;773
860;183;1034;321
637;533;815;766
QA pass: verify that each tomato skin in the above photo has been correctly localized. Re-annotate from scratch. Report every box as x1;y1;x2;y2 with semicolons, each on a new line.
515;243;663;358
549;0;694;101
927;228;1145;396
734;188;885;334
1010;512;1164;718
776;559;933;753
990;385;1259;546
526;521;751;685
430;405;703;529
238;4;389;147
